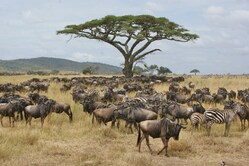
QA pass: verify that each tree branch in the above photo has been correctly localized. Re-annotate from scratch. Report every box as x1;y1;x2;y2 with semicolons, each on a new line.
134;49;161;61
131;39;153;59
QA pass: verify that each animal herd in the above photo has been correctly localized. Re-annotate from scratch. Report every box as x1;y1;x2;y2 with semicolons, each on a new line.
0;75;249;156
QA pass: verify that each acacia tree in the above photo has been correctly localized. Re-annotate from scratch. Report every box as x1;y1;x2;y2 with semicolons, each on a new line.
190;69;200;75
157;66;172;75
57;15;198;77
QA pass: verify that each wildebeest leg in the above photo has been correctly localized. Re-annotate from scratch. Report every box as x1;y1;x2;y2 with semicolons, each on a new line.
138;135;145;152
20;111;23;120
92;114;95;124
9;116;14;127
128;123;133;134
116;119;120;129
27;116;32;126
111;120;115;128
240;119;243;130
247;119;249;129
41;117;45;127
158;137;169;157
145;135;153;154
65;108;73;122
0;115;4;127
133;122;138;131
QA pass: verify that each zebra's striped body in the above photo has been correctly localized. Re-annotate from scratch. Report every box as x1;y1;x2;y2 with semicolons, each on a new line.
204;103;241;136
190;112;206;133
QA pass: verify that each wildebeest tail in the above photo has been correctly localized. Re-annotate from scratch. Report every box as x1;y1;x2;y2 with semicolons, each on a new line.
136;123;141;147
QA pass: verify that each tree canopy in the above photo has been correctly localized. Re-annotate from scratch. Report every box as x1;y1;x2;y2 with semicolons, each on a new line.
57;15;199;77
190;69;200;75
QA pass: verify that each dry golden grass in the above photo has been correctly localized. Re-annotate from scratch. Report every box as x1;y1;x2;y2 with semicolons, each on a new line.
0;75;249;166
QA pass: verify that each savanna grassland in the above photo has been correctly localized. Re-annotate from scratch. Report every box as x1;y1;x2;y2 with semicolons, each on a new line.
0;75;249;166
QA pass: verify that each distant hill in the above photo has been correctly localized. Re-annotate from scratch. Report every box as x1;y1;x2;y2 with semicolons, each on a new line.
0;57;122;74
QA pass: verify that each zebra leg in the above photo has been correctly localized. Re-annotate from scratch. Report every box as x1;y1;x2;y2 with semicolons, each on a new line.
206;121;212;136
224;122;231;137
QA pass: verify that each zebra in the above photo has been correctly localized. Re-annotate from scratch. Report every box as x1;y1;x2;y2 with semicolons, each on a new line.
190;112;206;134
204;102;242;136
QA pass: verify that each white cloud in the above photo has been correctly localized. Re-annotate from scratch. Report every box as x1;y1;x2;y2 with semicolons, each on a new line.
206;6;225;15
230;10;249;27
145;2;163;14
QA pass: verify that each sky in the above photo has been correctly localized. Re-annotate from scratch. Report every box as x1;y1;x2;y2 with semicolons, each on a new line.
0;0;249;74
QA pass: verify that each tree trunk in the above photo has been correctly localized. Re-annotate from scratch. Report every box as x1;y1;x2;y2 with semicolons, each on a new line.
123;59;134;77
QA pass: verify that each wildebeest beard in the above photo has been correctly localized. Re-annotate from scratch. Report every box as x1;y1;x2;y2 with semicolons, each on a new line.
174;124;182;140
162;119;182;140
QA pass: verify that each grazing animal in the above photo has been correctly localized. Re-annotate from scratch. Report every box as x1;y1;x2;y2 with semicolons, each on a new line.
188;82;195;90
0;102;19;127
52;102;73;122
236;103;249;130
161;102;194;124
81;96;109;115
24;99;55;126
204;102;242;136
190;112;206;133
92;105;117;127
136;118;185;156
114;107;158;133
228;90;236;100
28;93;48;104
192;102;206;114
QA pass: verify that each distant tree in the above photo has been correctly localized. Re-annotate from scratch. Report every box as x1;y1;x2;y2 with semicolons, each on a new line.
144;64;158;75
57;15;199;77
50;70;60;75
190;69;200;75
133;66;145;75
82;66;99;75
157;66;172;75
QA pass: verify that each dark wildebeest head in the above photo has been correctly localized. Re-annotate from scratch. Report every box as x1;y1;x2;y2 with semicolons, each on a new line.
81;96;96;115
160;118;184;141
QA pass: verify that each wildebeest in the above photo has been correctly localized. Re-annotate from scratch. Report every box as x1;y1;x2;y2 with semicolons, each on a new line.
236;103;249;130
188;81;195;90
28;93;48;104
92;105;117;127
51;102;73;122
81;95;109;115
161;102;194;124
228;90;236;100
24;99;55;126
0;101;19;127
136;118;185;156
113;106;158;133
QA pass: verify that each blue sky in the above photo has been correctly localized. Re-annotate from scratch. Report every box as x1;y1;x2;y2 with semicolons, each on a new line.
0;0;249;74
